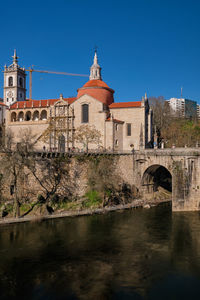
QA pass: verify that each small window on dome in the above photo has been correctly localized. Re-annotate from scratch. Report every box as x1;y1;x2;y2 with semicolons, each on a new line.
82;104;89;123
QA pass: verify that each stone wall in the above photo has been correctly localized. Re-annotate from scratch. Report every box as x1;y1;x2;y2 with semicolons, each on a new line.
1;150;200;212
0;154;134;205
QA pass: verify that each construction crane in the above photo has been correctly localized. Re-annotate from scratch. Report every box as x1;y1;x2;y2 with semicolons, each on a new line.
25;67;88;100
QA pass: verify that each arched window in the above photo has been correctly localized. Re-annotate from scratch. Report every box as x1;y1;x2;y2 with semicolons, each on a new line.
33;110;39;121
41;110;47;120
82;104;89;123
11;112;16;122
25;111;31;121
8;77;13;87
19;77;23;87
18;111;24;122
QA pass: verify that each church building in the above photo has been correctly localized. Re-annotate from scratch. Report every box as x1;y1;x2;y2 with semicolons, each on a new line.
4;51;153;152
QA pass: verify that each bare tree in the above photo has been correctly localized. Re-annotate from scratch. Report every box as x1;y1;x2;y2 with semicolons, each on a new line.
25;156;70;203
161;119;200;147
149;96;173;146
75;125;101;152
0;129;37;217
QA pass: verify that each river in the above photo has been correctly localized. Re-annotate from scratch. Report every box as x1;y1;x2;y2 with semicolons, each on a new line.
1;204;200;299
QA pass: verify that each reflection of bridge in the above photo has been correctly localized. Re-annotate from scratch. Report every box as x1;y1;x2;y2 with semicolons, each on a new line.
131;149;200;212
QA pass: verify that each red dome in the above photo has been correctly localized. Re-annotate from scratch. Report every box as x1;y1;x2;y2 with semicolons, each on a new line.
77;79;114;106
83;79;110;88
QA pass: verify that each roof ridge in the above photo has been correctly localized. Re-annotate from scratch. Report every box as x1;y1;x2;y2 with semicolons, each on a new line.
109;101;142;108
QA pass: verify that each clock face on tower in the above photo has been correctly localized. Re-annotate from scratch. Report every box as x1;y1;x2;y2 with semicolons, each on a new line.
7;91;13;98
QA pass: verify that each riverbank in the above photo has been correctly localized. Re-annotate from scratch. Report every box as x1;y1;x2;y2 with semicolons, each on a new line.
0;198;171;226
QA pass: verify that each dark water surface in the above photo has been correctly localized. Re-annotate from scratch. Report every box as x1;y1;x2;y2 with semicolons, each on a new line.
1;205;200;299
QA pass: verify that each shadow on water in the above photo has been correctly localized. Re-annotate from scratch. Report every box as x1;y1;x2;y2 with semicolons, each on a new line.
1;206;200;299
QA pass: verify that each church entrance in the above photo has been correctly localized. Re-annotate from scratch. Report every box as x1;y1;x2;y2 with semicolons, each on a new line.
58;135;65;153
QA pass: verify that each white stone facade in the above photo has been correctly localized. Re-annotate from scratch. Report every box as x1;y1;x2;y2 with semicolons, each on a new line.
4;52;153;152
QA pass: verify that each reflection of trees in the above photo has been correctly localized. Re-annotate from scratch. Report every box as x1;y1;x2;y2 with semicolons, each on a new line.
1;208;200;299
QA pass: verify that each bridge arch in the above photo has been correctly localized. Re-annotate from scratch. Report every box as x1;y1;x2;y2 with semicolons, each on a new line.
141;164;172;197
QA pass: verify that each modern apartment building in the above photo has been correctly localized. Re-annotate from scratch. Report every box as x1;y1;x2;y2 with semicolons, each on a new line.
166;98;197;118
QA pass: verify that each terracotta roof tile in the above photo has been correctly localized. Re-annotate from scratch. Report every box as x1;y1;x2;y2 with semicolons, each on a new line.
106;117;124;124
10;97;76;109
109;101;142;108
83;79;110;88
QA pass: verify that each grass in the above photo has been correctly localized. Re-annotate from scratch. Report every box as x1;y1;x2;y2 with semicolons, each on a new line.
54;201;82;211
83;190;102;208
20;203;32;213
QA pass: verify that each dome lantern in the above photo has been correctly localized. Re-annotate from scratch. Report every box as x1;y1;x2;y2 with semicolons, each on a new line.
89;50;102;80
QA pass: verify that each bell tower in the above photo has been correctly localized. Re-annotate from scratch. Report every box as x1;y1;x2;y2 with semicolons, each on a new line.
3;50;26;106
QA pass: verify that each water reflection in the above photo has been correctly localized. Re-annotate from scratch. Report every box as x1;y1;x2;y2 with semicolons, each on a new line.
0;206;200;299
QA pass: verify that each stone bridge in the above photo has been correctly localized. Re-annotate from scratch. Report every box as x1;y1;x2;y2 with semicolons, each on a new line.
35;148;200;212
122;148;200;212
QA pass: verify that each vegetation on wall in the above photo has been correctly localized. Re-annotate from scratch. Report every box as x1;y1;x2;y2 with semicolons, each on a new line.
0;129;73;217
84;155;137;207
0;129;138;219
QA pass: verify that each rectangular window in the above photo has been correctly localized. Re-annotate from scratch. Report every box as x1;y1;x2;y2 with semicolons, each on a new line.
82;104;89;123
127;123;131;136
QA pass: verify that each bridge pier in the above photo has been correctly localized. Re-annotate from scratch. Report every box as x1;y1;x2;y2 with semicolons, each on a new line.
131;149;200;212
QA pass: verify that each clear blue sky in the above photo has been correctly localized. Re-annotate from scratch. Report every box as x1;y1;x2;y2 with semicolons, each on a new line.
1;0;200;103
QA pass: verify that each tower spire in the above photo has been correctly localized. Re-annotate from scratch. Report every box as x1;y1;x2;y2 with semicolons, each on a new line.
93;50;98;64
89;50;102;80
12;49;18;66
